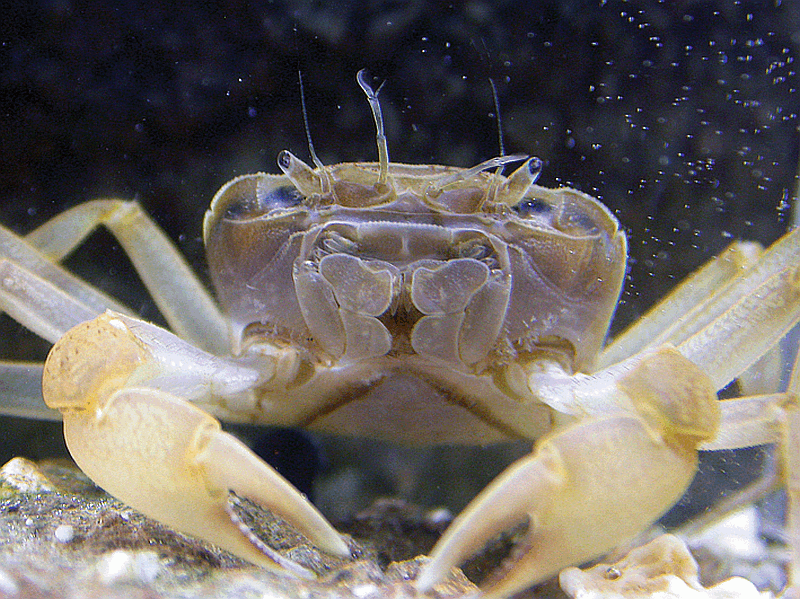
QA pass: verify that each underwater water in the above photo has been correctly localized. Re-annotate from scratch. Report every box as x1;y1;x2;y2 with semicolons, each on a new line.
0;2;798;588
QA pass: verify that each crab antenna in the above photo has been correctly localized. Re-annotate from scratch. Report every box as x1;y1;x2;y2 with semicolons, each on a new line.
489;78;505;159
485;78;508;204
298;71;324;170
357;69;389;185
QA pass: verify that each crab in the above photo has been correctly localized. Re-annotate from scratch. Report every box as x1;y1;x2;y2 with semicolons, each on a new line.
2;70;800;599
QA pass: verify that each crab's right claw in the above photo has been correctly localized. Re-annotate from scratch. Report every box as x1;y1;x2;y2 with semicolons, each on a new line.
43;314;349;577
417;415;702;599
60;387;350;576
61;387;349;576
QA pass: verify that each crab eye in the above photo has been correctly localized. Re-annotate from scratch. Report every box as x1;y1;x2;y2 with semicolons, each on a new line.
224;185;304;220
260;185;304;209
512;196;552;217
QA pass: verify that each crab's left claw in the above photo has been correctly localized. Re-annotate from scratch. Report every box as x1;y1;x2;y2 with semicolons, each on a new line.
418;347;719;599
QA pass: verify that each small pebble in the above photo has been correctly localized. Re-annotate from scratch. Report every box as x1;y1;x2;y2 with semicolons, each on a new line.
352;584;380;598
425;507;453;528
54;524;74;543
97;550;162;585
135;552;162;583
0;457;56;493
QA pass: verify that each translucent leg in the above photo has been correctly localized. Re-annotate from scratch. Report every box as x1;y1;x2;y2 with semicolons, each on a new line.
0;362;57;420
783;348;800;590
3;200;227;353
600;241;762;368
784;406;800;591
0;259;100;343
677;257;800;391
600;228;800;370
0;223;129;319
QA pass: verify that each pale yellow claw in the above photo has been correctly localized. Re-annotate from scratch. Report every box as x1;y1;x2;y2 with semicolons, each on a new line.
43;311;347;575
419;348;722;598
58;385;348;574
418;414;700;599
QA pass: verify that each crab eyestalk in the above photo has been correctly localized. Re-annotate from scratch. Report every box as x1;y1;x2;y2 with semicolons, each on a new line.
425;154;529;199
497;157;544;207
277;150;323;197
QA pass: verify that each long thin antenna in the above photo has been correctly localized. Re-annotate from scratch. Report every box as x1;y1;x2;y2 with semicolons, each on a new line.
298;71;324;170
489;78;505;157
357;69;389;185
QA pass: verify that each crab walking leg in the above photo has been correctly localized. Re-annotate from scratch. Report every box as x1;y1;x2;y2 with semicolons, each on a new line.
698;393;783;451
23;199;131;261
0;362;58;420
8;200;227;354
780;403;800;592
42;312;349;571
601;227;800;371
655;228;800;362
418;347;719;599
0;224;131;318
0;258;104;343
777;346;800;592
599;240;762;369
677;260;800;391
0;256;115;419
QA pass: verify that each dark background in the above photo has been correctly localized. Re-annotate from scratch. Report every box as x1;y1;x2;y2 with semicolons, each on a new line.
1;0;798;520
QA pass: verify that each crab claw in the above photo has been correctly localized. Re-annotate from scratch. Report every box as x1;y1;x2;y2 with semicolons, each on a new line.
43;313;349;577
61;388;349;575
417;414;705;599
417;346;720;599
60;387;350;575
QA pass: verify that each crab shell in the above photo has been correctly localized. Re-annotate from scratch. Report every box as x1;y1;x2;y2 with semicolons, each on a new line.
203;161;625;443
